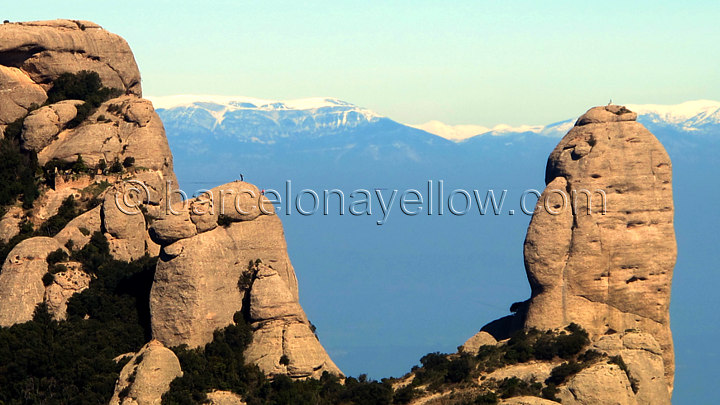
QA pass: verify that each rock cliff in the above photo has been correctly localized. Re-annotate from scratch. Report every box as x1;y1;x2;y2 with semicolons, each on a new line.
0;19;677;405
0;19;341;403
522;105;675;389
148;182;341;378
467;105;676;404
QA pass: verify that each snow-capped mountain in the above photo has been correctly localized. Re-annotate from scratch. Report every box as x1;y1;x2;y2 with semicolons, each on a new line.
149;95;383;144
151;96;720;152
413;100;720;141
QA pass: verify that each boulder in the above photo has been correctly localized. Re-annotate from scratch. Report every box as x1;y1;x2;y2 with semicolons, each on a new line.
110;340;183;405
557;363;637;405
460;330;498;355
0;237;66;326
0;65;47;127
20;100;83;151
244;264;342;379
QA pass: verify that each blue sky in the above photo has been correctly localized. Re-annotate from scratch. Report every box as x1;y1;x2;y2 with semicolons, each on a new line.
8;1;719;125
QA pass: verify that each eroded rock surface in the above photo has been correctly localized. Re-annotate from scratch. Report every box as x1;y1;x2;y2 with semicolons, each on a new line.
557;363;637;405
0;19;142;96
110;340;183;405
245;264;341;379
149;182;341;378
206;391;247;405
43;262;90;320
0;237;66;326
520;105;675;389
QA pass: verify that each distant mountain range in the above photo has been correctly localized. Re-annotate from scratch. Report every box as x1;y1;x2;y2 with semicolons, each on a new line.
149;95;720;145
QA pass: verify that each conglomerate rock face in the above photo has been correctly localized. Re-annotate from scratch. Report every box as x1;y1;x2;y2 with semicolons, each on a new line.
521;105;675;391
0;19;142;98
109;340;183;405
149;182;342;378
0;19;176;324
0;20;341;392
0;237;66;326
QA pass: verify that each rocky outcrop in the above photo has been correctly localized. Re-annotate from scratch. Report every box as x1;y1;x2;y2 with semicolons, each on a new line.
557;363;637;405
206;391;247;405
469;105;676;404
0;65;47;129
0;19;174;326
460;330;497;355
0;20;142;96
593;331;670;404
519;105;676;391
149;182;341;378
149;182;296;348
43;262;90;320
20;100;83;150
1;20;340;386
36;96;176;183
0;237;66;326
110;340;183;405
245;263;342;379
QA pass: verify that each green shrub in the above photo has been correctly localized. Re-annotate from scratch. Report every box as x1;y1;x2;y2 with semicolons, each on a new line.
392;385;419;404
446;354;473;383
37;195;79;236
472;392;499;404
42;273;55;287
541;383;559;401
109;159;124;173
0;254;156;404
496;377;542;399
47;248;69;265
546;361;584;385
0;120;39;208
45;71;122;129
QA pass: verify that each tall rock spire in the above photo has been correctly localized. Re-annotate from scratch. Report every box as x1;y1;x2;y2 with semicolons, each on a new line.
523;105;676;391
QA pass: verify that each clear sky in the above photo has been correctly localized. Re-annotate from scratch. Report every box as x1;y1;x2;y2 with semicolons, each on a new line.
7;1;720;126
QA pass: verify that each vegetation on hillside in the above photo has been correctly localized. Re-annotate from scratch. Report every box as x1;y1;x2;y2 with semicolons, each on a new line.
0;233;156;404
45;70;122;128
